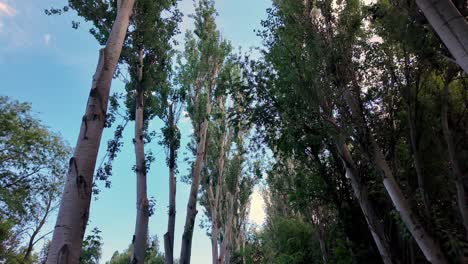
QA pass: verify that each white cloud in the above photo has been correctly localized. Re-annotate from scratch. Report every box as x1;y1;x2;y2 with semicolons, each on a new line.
43;33;51;45
0;2;16;17
0;2;14;34
0;1;30;52
248;186;266;226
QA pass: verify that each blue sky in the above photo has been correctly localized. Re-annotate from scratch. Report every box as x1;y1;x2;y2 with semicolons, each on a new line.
0;0;270;262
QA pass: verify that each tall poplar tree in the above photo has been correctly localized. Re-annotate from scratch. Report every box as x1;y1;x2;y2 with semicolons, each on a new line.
121;1;180;262
161;90;183;264
176;1;231;262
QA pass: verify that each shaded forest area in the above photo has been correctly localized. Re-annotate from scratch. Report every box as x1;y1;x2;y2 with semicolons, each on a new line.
1;0;468;263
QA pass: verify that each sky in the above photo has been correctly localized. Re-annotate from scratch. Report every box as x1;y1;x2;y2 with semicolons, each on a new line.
0;0;270;262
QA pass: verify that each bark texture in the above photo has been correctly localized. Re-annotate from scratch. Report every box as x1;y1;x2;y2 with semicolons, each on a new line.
132;48;149;264
416;0;468;74
46;1;135;263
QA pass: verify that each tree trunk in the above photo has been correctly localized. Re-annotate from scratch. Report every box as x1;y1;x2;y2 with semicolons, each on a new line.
416;0;468;74
46;1;135;263
441;79;468;239
179;114;210;264
211;112;227;264
180;60;219;264
132;48;149;264
220;191;236;264
342;88;448;264
313;206;329;264
211;206;219;264
321;104;395;264
165;105;177;264
332;137;395;264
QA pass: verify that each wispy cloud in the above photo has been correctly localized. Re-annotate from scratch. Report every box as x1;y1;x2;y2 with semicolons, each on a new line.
0;2;16;17
0;1;28;52
0;1;15;34
43;33;51;45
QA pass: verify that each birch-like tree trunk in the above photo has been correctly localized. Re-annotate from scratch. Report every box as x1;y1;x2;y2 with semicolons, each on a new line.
342;88;448;264
416;0;468;74
441;78;468;239
46;1;135;263
179;119;209;264
321;102;395;264
132;48;149;264
332;136;394;264
180;82;212;263
165;104;177;264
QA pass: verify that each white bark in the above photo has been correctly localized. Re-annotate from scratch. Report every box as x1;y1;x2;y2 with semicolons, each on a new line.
416;0;468;74
179;118;209;264
46;1;135;263
180;62;219;264
343;89;448;264
333;138;394;264
132;48;149;264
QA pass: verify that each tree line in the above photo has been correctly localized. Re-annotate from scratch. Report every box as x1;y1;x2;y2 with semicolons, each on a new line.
1;0;468;264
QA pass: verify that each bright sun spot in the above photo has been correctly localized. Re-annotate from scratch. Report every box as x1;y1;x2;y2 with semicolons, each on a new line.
249;187;266;226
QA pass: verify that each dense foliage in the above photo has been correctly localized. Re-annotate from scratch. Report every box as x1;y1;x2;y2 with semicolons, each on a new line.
231;0;468;263
0;96;70;263
3;0;468;263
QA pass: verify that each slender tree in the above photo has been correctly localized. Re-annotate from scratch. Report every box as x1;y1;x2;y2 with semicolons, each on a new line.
200;71;231;264
121;1;181;262
177;1;231;262
162;92;183;264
